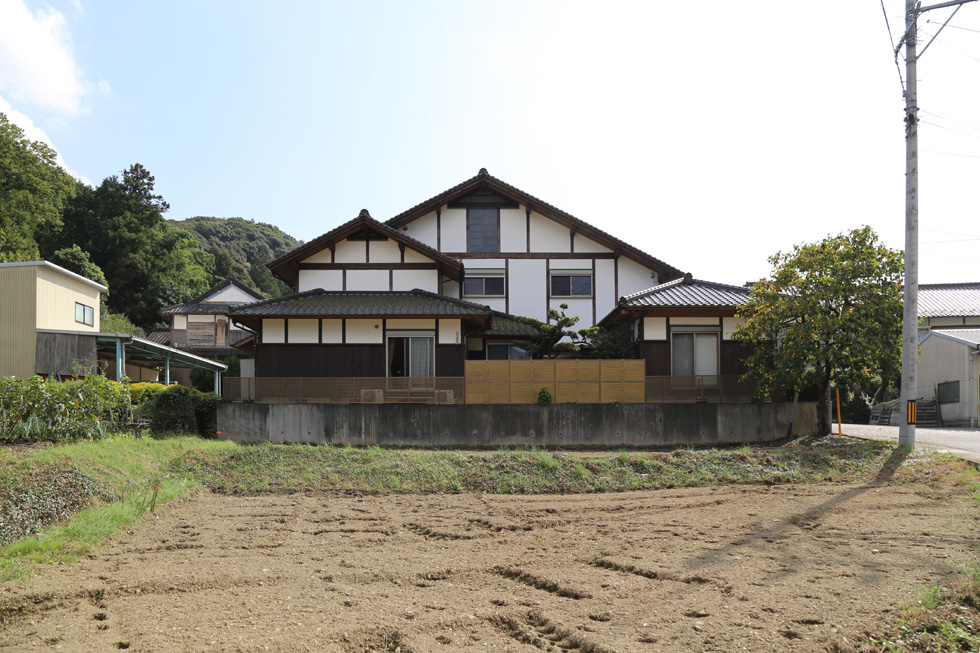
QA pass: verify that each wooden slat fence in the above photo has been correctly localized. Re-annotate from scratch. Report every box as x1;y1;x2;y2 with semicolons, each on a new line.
464;360;645;404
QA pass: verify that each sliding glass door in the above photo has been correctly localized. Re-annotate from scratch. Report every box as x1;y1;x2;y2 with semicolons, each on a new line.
387;335;434;378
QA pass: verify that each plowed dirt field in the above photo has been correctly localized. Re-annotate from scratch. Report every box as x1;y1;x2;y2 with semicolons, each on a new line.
2;478;977;652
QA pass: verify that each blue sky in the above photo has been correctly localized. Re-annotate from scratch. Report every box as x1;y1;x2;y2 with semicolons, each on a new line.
2;0;980;285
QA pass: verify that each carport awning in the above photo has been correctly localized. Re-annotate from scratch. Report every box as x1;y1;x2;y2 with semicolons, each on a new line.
37;329;227;373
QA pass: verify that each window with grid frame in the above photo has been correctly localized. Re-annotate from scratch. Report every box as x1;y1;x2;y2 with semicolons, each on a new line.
550;273;592;297
463;275;505;297
467;207;499;253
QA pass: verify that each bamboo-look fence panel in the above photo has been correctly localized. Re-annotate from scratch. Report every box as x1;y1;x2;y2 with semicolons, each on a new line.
464;360;645;404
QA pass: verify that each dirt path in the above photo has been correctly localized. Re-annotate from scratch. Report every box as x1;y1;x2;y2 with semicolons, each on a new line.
2;478;978;652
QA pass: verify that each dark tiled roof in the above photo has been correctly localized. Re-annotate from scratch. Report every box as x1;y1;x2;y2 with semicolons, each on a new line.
160;277;264;315
228;289;494;318
919;283;980;318
146;329;171;345
384;168;683;279
160;303;249;315
474;311;543;337
620;274;749;309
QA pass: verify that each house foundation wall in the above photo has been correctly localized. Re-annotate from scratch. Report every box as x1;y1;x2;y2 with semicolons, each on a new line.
218;401;817;446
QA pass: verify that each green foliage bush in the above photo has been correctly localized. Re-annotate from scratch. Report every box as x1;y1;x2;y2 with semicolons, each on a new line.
138;385;221;436
128;382;167;406
0;375;133;441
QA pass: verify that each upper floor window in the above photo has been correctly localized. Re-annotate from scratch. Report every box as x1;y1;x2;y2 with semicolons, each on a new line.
550;273;592;297
463;276;505;297
467;207;499;253
75;302;94;326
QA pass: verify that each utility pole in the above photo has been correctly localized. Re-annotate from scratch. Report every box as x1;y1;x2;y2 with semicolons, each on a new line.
898;0;978;448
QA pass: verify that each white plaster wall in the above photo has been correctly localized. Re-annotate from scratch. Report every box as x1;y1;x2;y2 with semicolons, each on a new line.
480;298;507;313
550;297;592;326
370;240;401;263
346;319;383;344
388;319;436;330
240;359;255;378
467;259;505;270
298;269;343;292
346;270;389;291
723;317;745;340
439;319;462;345
917;335;975;424
672;317;721;326
441;208;466;251
289;319;319;344
334;240;367;263
595;258;617;320
402;211;438;249
207;286;258;303
322;319;343;343
550;260;592;274
508;259;547;321
500;208;527;252
404;248;432;264
174;315;187;329
188;314;216;323
618;257;658;297
302;249;333;264
263;319;285;343
392;269;439;292
442;280;460;299
644;317;667;340
529;213;570;252
573;233;612;254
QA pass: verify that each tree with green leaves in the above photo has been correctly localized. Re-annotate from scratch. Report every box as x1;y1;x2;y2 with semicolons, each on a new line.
0;113;75;262
734;226;903;435
579;320;637;359
42;164;213;327
516;304;585;359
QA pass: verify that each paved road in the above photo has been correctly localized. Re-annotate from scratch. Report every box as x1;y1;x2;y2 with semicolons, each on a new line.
841;423;980;464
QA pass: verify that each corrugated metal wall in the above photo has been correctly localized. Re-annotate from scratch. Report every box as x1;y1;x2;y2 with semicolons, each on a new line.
0;266;37;377
465;360;645;404
35;266;101;332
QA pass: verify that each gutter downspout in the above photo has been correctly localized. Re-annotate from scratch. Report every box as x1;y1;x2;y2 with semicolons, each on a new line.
972;348;979;428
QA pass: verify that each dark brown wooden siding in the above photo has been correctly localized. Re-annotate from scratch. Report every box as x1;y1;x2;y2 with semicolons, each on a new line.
256;345;386;377
435;345;465;376
638;341;670;376
720;340;751;376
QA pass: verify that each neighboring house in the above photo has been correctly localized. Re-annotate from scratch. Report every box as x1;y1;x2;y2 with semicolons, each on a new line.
597;274;753;399
272;168;683;329
918;283;980;332
155;277;263;382
0;261;225;383
917;329;980;427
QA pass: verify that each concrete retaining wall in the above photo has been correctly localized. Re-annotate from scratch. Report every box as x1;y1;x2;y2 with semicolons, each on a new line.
217;401;818;447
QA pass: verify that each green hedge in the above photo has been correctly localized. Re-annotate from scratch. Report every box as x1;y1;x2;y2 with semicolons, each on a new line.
0;376;133;441
0;377;223;441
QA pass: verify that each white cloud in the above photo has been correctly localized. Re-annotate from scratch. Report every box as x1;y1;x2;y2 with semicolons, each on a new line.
0;95;89;184
0;0;98;115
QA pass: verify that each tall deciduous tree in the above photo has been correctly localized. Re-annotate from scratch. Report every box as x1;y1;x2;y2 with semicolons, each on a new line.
734;226;903;434
0;113;75;262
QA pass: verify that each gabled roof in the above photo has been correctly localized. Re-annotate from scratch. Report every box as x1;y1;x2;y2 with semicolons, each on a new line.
268;209;464;289
384;168;683;279
160;277;264;316
228;289;494;327
919;283;980;318
598;274;749;324
0;260;107;291
922;328;980;348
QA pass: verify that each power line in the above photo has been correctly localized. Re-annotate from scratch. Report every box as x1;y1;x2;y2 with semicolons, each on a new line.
919;119;980;139
922;149;980;158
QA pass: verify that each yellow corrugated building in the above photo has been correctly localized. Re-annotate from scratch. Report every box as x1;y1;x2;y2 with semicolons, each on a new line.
0;261;105;378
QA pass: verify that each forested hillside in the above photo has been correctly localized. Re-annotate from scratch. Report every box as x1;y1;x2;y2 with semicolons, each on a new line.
173;217;299;299
0;112;300;330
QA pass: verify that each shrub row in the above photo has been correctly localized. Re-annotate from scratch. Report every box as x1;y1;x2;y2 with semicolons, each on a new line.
0;376;221;441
